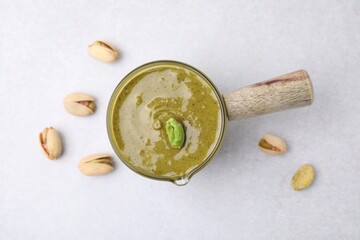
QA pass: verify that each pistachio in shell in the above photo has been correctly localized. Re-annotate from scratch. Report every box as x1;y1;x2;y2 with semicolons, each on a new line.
88;40;119;63
78;154;114;176
39;127;62;160
258;134;287;155
63;92;96;116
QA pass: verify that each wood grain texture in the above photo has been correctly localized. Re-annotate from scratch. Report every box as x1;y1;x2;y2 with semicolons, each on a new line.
223;70;314;120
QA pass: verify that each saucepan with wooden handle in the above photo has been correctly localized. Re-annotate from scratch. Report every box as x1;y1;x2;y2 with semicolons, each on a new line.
107;60;314;185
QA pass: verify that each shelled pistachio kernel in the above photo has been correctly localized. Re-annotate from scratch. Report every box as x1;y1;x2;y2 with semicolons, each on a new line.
63;92;96;116
166;118;185;149
88;40;119;63
78;154;114;176
291;164;315;191
39;127;62;160
258;134;287;155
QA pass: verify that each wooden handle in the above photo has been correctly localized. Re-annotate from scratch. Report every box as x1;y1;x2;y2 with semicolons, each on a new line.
223;70;314;120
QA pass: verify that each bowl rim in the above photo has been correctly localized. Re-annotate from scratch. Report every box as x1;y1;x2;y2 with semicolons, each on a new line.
106;60;227;185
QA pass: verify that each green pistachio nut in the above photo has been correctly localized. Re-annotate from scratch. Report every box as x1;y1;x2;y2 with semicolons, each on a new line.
166;118;185;149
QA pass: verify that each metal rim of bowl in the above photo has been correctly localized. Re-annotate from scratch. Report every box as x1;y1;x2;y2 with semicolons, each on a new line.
106;60;227;185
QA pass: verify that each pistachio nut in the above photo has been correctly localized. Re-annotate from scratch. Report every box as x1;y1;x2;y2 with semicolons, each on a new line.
39;127;62;160
78;154;114;176
258;134;287;155
63;92;96;116
166;118;185;149
88;40;119;63
291;164;315;191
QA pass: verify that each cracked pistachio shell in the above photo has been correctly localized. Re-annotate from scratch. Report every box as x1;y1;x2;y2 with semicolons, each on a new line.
63;92;96;116
39;127;62;160
88;41;119;63
78;154;114;176
258;134;287;155
291;164;315;191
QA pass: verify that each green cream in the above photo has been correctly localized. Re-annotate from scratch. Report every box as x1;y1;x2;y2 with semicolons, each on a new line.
112;64;222;180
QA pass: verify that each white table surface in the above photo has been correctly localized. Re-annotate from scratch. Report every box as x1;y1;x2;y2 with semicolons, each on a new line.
1;1;359;239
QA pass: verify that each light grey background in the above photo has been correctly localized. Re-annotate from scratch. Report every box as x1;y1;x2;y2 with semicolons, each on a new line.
0;1;359;239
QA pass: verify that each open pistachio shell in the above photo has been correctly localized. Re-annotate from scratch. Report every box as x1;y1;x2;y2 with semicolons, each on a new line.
39;127;62;160
63;92;96;116
78;153;114;176
258;134;287;155
88;41;119;63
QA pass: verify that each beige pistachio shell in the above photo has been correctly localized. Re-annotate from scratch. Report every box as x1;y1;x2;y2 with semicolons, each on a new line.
63;92;96;116
258;134;287;155
39;127;62;160
88;41;119;63
78;154;114;176
291;164;315;191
